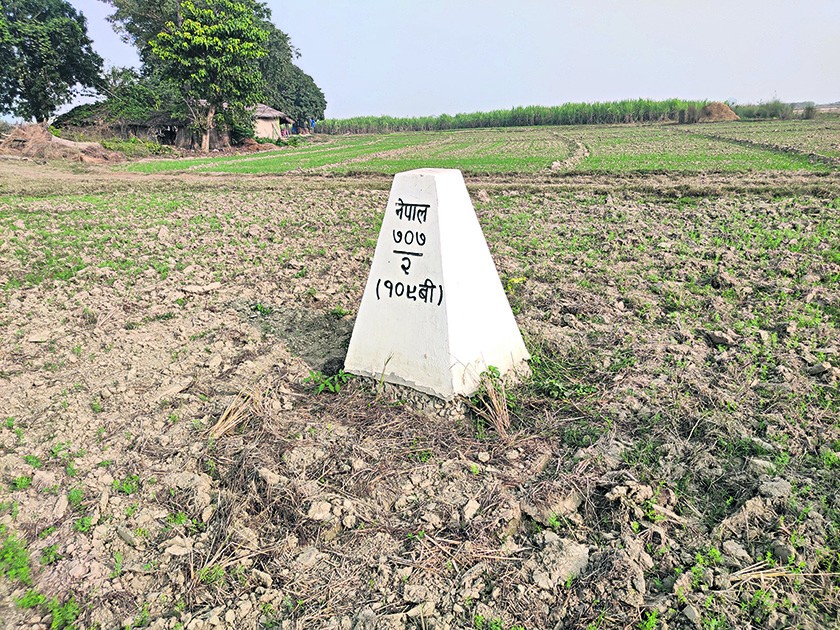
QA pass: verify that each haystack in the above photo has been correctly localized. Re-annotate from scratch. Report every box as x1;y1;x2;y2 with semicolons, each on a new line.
0;124;123;163
698;102;739;123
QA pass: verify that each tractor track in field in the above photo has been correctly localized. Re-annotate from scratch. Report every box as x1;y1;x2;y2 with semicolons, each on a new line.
549;132;589;171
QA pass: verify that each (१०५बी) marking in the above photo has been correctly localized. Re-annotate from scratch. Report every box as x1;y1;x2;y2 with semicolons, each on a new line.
375;277;443;306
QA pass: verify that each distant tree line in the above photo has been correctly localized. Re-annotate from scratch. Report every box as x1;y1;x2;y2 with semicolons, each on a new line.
317;99;709;134
730;99;817;121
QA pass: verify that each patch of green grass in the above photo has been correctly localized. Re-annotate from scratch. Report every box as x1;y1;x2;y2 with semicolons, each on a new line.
112;475;140;495
46;596;80;629
17;588;46;608
16;589;80;629
111;550;124;578
40;544;61;565
198;564;225;584
250;302;273;316
10;476;32;491
67;487;84;510
0;526;32;584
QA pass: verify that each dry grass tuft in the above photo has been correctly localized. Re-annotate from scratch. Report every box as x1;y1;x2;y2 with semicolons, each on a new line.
209;385;266;439
468;370;511;440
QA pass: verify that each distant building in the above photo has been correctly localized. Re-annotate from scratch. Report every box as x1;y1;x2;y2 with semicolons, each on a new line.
53;102;297;149
252;104;294;140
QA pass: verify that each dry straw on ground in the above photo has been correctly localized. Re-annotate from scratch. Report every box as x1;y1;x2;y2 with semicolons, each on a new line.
0;124;122;163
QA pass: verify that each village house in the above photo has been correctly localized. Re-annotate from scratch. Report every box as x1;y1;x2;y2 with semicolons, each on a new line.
252;103;294;140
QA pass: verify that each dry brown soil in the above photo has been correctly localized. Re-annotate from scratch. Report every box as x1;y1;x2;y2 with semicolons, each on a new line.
1;163;839;630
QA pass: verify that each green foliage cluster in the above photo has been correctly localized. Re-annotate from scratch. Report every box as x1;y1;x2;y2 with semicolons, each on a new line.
17;589;80;629
0;525;32;584
732;99;795;120
317;99;707;134
53;0;327;148
801;102;817;120
303;369;350;394
149;0;268;151
254;135;306;148
101;136;176;158
0;0;103;121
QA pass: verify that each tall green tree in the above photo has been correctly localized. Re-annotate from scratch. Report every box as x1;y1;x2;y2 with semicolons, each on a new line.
102;0;181;65
149;0;268;151
0;0;103;122
259;22;326;123
269;63;326;124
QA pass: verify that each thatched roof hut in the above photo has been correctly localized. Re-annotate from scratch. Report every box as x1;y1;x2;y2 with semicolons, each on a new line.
253;104;293;139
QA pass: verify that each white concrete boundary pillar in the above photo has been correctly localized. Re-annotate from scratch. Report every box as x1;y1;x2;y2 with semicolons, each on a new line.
344;168;530;399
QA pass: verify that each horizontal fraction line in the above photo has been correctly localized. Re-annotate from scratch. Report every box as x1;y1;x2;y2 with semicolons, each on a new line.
393;250;423;257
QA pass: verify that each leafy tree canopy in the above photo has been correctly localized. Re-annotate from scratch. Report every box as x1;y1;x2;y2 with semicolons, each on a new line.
102;0;181;65
106;0;326;131
267;63;326;124
0;0;103;122
149;0;268;150
259;22;326;123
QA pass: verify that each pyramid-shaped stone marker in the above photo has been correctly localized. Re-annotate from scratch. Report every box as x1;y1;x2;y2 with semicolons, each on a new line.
344;168;530;399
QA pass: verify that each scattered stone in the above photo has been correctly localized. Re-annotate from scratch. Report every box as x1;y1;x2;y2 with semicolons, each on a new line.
520;488;582;526
294;546;322;569
805;362;831;376
153;378;192;402
477;452;491;463
406;602;435;618
32;470;58;490
258;467;281;486
706;330;737;347
307;501;331;521
27;330;51;343
771;540;795;564
683;603;701;626
52;494;69;519
253;569;272;588
403;584;432;604
463;499;480;523
528;537;589;591
116;525;139;548
722;540;752;566
164;536;193;556
68;562;89;579
747;458;775;476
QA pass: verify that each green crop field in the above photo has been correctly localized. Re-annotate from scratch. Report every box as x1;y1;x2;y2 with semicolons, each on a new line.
695;118;840;159
124;119;840;176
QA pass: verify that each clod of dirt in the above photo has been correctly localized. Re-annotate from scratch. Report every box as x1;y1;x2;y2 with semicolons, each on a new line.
526;532;589;590
758;478;792;498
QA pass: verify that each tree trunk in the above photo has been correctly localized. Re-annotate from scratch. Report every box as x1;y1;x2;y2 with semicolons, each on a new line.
202;105;215;153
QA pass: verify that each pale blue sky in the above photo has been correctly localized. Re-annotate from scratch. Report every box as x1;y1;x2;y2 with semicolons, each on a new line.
68;0;840;119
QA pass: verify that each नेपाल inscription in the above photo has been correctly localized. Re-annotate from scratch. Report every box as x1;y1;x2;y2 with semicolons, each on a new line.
395;198;429;223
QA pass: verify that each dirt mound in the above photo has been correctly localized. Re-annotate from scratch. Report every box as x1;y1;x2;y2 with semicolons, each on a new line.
698;101;740;122
0;124;123;163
